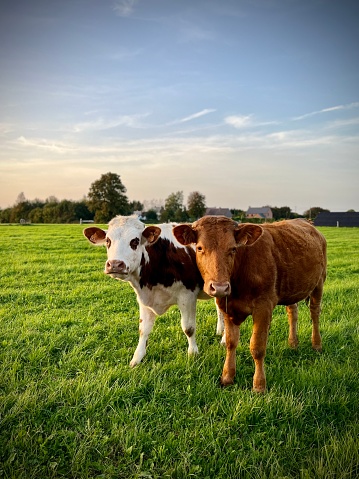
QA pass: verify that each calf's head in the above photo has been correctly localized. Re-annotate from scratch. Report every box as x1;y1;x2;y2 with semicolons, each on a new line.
173;216;263;297
84;216;160;279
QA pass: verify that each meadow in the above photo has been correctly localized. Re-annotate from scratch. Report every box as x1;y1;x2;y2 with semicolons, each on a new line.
0;224;358;479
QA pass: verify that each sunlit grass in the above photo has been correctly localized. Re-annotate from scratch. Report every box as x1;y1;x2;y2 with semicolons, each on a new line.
0;224;358;478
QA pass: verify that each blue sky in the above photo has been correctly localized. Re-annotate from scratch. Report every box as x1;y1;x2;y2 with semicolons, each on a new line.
0;0;358;214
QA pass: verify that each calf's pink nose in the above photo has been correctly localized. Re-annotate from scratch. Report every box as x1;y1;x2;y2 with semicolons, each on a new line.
105;260;127;274
209;281;231;297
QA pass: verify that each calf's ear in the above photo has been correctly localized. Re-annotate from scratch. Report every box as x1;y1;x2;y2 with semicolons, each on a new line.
83;227;107;245
173;224;197;245
142;226;161;245
234;224;263;246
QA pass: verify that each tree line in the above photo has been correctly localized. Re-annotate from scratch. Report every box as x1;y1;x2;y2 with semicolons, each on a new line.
0;172;330;224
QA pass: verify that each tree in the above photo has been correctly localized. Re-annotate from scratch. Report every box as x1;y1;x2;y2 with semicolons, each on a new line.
271;206;292;220
144;209;158;222
303;207;330;219
87;172;130;223
160;191;188;222
129;200;144;212
15;192;26;205
187;191;206;220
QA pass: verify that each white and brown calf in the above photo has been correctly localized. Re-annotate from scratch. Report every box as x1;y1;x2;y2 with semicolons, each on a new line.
84;215;224;367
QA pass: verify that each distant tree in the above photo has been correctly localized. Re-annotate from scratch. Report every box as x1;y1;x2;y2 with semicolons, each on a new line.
15;192;26;205
160;191;188;222
271;206;292;220
87;172;130;223
231;209;246;221
73;201;94;222
0;208;11;223
129;200;144;212
10;200;32;223
144;209;158;222
28;207;44;223
303;207;330;219
187;191;206;220
45;196;59;204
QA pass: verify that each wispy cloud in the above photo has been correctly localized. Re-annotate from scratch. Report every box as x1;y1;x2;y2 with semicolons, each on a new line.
171;109;216;125
224;115;252;128
16;136;76;153
73;114;149;133
292;102;359;121
113;0;138;17
225;114;280;130
0;123;14;135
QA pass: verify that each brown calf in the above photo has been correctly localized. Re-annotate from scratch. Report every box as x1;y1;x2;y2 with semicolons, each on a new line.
173;217;327;392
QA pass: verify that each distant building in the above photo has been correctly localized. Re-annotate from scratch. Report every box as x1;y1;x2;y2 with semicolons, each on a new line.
314;211;359;227
246;207;273;220
205;207;232;218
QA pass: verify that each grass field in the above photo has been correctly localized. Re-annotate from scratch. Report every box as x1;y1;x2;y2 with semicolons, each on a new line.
0;224;358;479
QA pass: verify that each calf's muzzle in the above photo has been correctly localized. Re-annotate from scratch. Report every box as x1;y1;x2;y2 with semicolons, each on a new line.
209;281;231;297
105;260;128;275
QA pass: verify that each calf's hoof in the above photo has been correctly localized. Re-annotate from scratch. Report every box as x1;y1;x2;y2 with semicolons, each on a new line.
288;339;299;349
129;359;140;368
252;385;266;393
252;377;266;393
312;344;322;353
187;346;199;356
220;375;234;388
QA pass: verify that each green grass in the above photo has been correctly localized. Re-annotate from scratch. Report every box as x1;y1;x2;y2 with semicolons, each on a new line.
0;224;358;478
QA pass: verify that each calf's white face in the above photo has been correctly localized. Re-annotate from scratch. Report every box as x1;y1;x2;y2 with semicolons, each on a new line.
83;216;160;280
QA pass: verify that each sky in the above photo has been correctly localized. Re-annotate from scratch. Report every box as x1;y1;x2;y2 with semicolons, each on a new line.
0;0;358;214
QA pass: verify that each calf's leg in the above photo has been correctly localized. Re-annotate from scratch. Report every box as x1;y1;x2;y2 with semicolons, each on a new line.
286;303;299;348
130;304;156;367
250;307;272;393
310;282;323;351
215;300;226;345
178;294;199;356
221;315;240;386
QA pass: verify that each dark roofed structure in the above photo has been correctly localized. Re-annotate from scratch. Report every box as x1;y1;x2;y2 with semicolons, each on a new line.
246;207;273;220
205;207;232;218
314;211;359;227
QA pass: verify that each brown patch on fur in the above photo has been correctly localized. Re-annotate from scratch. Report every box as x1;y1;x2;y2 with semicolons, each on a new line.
184;327;195;337
139;238;203;291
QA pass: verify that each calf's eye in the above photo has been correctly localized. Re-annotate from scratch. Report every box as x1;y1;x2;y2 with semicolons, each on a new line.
130;238;140;250
106;238;111;248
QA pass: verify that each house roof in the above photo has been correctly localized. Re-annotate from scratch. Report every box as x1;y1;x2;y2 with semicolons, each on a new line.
246;207;272;216
314;212;359;227
205;207;232;218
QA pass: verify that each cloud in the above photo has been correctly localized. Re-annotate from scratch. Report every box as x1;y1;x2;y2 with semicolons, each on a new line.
0;123;14;135
16;136;76;153
73;114;149;133
170;109;216;125
224;115;252;128
292;102;359;121
113;0;138;17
